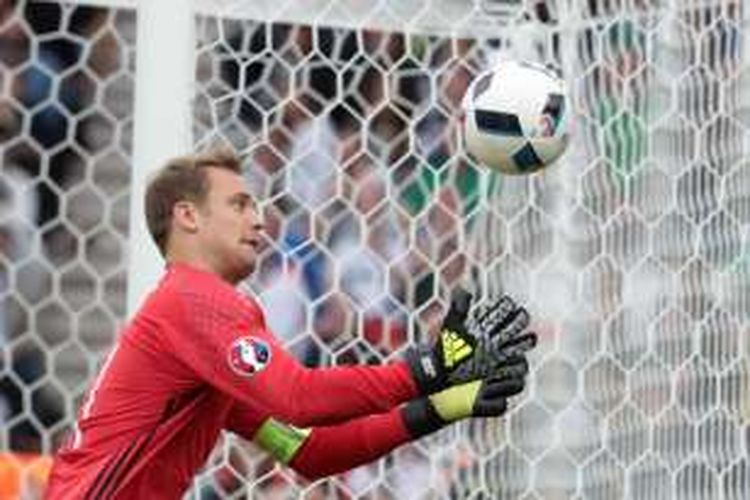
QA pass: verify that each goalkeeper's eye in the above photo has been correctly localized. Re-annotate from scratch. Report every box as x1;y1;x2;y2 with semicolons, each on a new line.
229;193;255;213
231;199;247;212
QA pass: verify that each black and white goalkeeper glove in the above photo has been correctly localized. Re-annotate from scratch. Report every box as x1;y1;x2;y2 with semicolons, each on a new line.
406;288;537;395
401;369;527;438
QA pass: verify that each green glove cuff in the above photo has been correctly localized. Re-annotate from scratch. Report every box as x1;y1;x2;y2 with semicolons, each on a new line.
253;418;311;464
401;380;482;439
428;380;482;422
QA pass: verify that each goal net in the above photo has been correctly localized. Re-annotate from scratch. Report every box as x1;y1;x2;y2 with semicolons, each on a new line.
1;0;749;498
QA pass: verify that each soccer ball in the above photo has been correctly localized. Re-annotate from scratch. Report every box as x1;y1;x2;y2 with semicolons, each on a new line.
461;60;570;175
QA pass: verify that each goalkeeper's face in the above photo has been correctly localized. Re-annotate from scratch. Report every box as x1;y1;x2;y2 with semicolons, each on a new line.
195;167;264;283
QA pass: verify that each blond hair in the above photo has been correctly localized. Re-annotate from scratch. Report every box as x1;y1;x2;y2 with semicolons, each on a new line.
144;146;242;256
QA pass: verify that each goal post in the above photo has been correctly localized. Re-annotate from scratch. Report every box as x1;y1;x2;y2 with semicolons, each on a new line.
126;0;195;313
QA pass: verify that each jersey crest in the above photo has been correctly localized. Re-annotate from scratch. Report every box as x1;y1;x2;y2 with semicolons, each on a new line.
228;336;271;377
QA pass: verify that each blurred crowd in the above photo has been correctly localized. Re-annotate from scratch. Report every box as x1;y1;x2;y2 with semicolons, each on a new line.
1;2;135;495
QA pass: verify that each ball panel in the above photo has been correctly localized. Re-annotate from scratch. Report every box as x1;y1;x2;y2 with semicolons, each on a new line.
464;121;525;174
474;109;524;136
512;142;545;173
531;135;570;163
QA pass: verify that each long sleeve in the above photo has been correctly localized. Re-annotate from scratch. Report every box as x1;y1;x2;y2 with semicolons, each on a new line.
225;401;413;481
288;406;413;480
165;271;419;427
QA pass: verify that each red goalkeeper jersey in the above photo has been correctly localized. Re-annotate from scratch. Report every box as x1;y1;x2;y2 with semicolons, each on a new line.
46;263;417;499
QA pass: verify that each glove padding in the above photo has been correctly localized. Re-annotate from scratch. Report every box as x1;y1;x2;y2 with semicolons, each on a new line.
407;289;537;395
402;364;528;438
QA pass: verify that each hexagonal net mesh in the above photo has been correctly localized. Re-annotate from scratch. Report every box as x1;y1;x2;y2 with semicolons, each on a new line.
0;2;134;496
2;0;750;498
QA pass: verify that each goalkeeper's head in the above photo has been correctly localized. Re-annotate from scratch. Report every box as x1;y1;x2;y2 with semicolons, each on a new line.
145;145;265;284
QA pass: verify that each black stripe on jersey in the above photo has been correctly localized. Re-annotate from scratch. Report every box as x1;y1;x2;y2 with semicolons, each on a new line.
85;435;141;500
85;396;185;498
97;427;158;499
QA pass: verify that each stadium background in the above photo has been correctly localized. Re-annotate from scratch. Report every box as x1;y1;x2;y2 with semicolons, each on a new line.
1;0;750;498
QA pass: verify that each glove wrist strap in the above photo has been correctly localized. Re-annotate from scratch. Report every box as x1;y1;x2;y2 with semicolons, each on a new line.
401;398;446;439
406;345;444;395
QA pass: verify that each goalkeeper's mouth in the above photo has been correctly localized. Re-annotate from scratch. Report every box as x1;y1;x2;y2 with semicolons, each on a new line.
240;238;261;251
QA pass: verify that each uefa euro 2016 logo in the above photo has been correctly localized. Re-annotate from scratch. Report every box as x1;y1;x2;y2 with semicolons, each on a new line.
228;336;271;377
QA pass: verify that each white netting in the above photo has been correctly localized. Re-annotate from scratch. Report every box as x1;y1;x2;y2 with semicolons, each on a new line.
2;0;750;498
0;0;135;494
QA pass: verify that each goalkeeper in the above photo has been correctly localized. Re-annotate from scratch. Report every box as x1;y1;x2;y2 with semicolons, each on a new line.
45;147;537;499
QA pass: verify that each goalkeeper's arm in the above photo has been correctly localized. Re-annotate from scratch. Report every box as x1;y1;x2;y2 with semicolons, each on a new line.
247;364;527;480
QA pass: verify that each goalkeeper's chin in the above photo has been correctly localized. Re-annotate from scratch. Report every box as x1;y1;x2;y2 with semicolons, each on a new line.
226;248;259;284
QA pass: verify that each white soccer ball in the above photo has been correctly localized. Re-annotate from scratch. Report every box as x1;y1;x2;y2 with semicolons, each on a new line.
461;60;571;175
